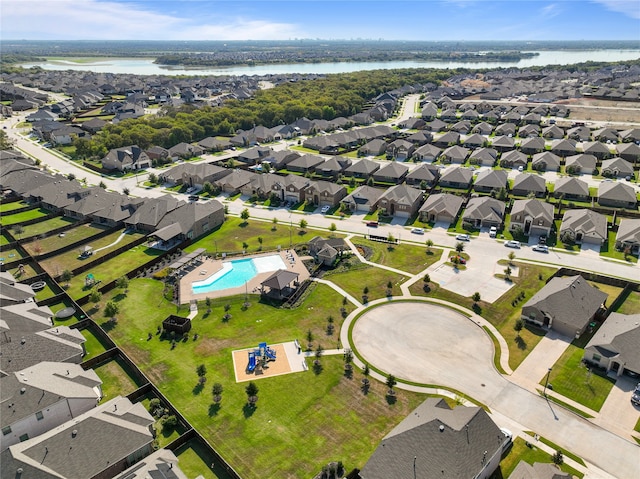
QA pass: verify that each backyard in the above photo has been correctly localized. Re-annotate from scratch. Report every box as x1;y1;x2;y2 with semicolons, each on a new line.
21;223;109;256
15;216;77;238
0;207;50;226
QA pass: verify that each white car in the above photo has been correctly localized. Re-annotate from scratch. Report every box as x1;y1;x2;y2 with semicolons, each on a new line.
489;226;497;238
320;205;330;214
505;240;521;249
411;228;425;235
186;186;196;194
455;234;470;241
532;244;549;253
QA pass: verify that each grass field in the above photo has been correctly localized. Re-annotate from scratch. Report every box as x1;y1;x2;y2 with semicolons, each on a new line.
80;328;111;361
325;260;409;301
49;298;88;323
97;278;426;479
352;238;443;274
21;223;109;256
0;207;50;226
0;232;12;246
0;200;29;213
0;247;25;262
40;230;145;276
175;439;235;479
615;290;640;314
19;216;77;238
94;357;145;401
498;438;583;478
543;345;615;412
33;280;62;302
409;262;558;369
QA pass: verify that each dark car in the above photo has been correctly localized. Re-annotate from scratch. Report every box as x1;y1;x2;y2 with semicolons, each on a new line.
366;221;379;227
188;195;199;201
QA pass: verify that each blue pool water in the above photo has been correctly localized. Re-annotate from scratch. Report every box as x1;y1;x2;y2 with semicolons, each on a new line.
191;255;287;295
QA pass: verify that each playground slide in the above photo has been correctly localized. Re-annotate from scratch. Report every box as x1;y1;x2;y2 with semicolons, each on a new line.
265;347;276;360
247;351;257;372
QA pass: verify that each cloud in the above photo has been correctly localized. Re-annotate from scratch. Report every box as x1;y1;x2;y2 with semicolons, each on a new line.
592;0;640;19
0;0;302;40
540;3;563;18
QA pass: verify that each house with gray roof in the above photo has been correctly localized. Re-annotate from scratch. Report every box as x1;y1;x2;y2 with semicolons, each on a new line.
153;200;224;246
462;197;505;228
553;176;589;201
344;159;381;180
360;398;506;479
426;118;448;132
113;449;188;479
519;136;546;155
405;131;432;146
1;362;102;451
601;157;634;179
494;123;516;137
462;133;484;149
405;163;440;189
101;145;151;171
619;128;640;143
286;154;325;174
341;185;384;213
304;180;347;207
372;162;409;184
413;144;442;162
491;135;516;152
214;169;258;194
550;139;577;158
358;138;388;157
518;124;541;139
308;236;348;266
468;148;497;167
592;127;619;143
521;275;607;337
181;163;231;188
473;169;508;193
510;199;554;237
615;218;640;256
435;132;461;149
237;146;271;165
62;188;126;221
275;174;311;203
584;313;640;377
531;151;561;172
1;170;65;197
440;145;469;164
511;173;547;198
0;396;155;479
541;125;564;139
450;120;471;134
565;153;597;175
560;209;607;246
500;150;529;170
616;142;640;163
421;102;438;120
124;195;184;233
581;141;612;160
567;126;591;142
0;272;35;306
197;136;231;152
386;139;415;160
597;181;637;208
472;121;494;135
439;166;474;189
419;193;464;224
22;178;85;212
263;150;301;170
508;461;573;479
377;184;423;218
315;156;352;179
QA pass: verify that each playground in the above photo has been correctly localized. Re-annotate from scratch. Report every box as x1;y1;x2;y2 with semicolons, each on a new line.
232;341;307;382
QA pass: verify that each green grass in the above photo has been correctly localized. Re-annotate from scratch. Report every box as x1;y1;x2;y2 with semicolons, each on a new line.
325;261;408;301
33;280;61;302
0;247;25;262
615;290;640;314
94;357;144;401
49;298;87;324
586;281;625;305
138;396;186;449
0;207;50;226
0;200;29;213
353;238;443;274
539;392;595;419
175;439;236;479
39;230;145;277
0;232;12;246
635;416;640;433
409;262;558;369
498;438;584;478
447;215;479;236
64;244;163;299
532;433;586;466
98;278;426;479
7;263;39;281
18;216;77;238
599;231;638;263
483;326;507;375
80;328;110;361
21;223;109;256
543;345;615;412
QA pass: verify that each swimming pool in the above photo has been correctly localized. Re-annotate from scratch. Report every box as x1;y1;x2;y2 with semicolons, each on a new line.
191;254;287;295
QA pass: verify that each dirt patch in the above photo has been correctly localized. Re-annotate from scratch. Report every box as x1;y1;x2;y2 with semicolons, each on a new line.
194;337;234;356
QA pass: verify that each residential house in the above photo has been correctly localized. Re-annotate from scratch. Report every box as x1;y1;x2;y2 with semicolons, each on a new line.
360;398;507;479
386;139;415;160
1;362;102;451
615;218;640;255
550;139;577;158
553;177;590;201
112;449;189;479
399;118;426;130
377;184;424;218
471;121;494;135
181;163;230;188
439;166;474;189
315;156;352;179
421;102;438;120
23;178;86;212
462;197;505;228
565;153;597;175
510;199;554;237
531;151;561;172
145;145;170;163
468;148;497;167
168;142;204;160
308;236;349;266
372;162;409;184
198;136;231;152
153;200;225;245
584;313;640;377
405;163;440;189
215;169;258;195
286;154;325;174
512;173;547;197
560;209;607;246
581;141;612;160
600;157;634;179
341;185;384;213
463;133;486;149
418;193;463;224
473;169;508;194
619;128;640;143
241;172;283;199
450;120;471;134
521;275;607;337
263;150;301;171
50;126;85;146
124;195;184;233
413;144;442;162
541;125;565;139
0;396;155;479
499;150;528;169
616;142;640;163
344;158;381;180
567;126;591;142
494;123;516;137
426;118;448;132
359;139;388;157
592;127;619;143
519;137;546;155
598;181;637;208
434;131;460;148
440;145;469;164
405;131;432;146
439;108;458;122
277;174;310;203
91;195;143;227
491;135;516;152
0;271;36;306
518;124;541;138
237;146;272;165
101;145;151;171
304;180;347;207
62;188;126;221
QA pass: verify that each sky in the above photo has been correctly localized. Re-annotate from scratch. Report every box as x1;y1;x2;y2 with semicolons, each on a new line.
1;0;639;41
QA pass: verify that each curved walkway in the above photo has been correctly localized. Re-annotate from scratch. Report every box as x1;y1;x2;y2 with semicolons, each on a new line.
92;228;133;253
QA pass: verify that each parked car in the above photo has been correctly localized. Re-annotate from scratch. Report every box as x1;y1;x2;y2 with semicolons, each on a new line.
320;205;330;214
188;195;199;201
489;226;497;238
632;393;640;407
505;240;521;248
186;186;196;194
539;235;547;245
411;228;425;235
455;234;470;241
366;221;379;227
532;244;549;253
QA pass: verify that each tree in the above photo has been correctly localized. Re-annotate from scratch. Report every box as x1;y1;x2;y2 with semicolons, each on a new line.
472;292;481;305
314;344;324;363
299;219;308;230
122;187;130;196
89;288;102;306
104;301;119;318
386;374;397;394
196;364;207;377
329;222;337;232
245;381;259;406
212;382;223;403
98;180;107;189
60;269;73;284
423;273;430;284
148;172;158;185
552;450;564;466
67;173;76;181
202;181;214;195
12;224;23;239
514;318;524;336
425;239;434;253
508;251;516;264
387;233;395;243
363;286;369;295
240;208;250;222
271;217;278;230
306;329;314;348
455;241;465;253
362;363;370;385
504;266;512;280
116;275;129;291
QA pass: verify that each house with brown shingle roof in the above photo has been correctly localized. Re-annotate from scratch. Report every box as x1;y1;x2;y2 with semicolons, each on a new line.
462;197;505;228
510;199;554;237
473;169;508;193
531;151;561;172
553;177;589;201
584;313;640;377
512;173;546;197
341;185;384;213
560;209;607;246
601;157;634;179
565;153;597;175
377;184;424;218
372;162;409;184
304;180;347;207
418;193;464;224
439;166;473;189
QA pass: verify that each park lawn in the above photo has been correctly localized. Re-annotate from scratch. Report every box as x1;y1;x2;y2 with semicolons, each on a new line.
0;200;29;213
543;345;615;412
409;262;558;370
64;245;163;300
325;261;409;301
175;439;236;479
0;207;50;226
21;223;109;256
39;230;145;276
80;328;110;361
99;278;424;479
352;238;443;274
93;357;144;402
615;290;640;314
498;438;583;478
600;231;638;263
19;216;77;238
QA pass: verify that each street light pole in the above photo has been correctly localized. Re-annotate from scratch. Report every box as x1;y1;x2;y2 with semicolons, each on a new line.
543;367;552;396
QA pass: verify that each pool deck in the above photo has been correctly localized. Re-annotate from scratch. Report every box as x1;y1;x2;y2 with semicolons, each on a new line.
179;250;310;304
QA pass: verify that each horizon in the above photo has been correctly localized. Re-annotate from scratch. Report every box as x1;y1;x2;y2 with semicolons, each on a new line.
2;0;640;42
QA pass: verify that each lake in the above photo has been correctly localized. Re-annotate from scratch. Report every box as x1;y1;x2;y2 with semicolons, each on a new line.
20;50;640;76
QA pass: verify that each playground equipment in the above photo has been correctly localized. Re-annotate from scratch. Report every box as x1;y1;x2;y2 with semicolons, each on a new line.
246;342;277;372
